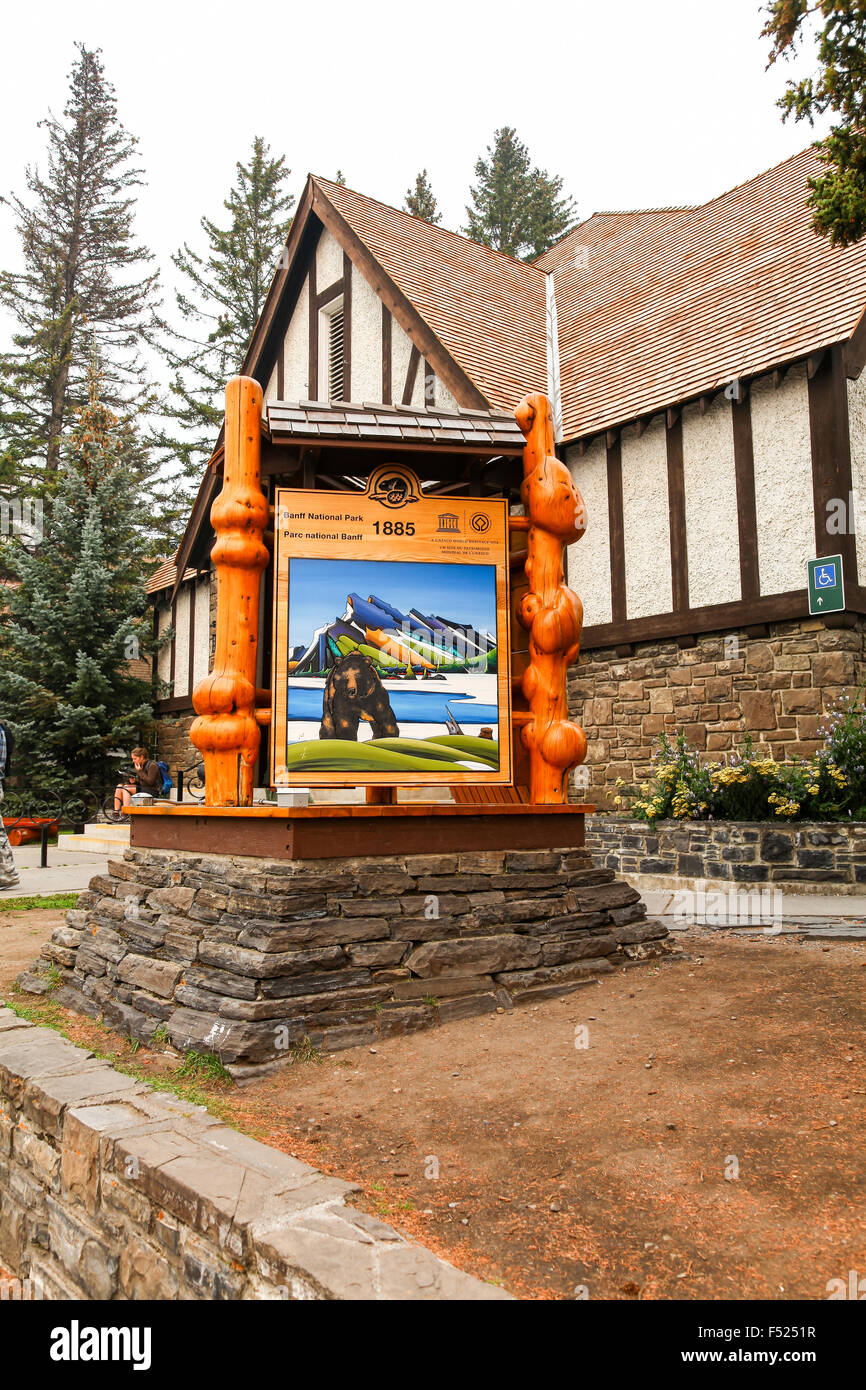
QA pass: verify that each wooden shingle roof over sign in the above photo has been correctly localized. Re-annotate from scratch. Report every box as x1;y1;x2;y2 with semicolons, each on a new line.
536;147;866;440
145;562;199;596
267;399;525;451
313;177;548;412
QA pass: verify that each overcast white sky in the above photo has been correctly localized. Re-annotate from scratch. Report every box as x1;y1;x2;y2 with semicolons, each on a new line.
0;0;826;313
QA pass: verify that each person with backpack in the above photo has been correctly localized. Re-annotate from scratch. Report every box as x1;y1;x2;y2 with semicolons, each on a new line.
113;747;171;812
0;719;20;890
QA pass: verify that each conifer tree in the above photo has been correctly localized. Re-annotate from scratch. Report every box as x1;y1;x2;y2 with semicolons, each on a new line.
0;44;159;493
404;170;442;224
155;137;294;490
0;365;155;799
464;126;576;260
763;0;866;246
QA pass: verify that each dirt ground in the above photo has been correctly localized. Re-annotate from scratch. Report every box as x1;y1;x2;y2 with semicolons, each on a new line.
2;910;865;1300
0;910;66;994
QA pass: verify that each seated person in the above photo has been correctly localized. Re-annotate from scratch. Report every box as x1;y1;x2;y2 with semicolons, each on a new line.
114;747;163;811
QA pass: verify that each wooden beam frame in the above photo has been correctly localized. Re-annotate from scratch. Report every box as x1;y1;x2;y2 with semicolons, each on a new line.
382;306;392;404
731;391;760;602
606;434;627;624
665;412;689;612
402;344;421;405
809;344;856;576
309;182;489;410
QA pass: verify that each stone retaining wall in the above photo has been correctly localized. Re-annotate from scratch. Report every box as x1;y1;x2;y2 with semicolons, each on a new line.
0;1008;504;1300
19;846;668;1071
569;617;866;801
586;816;866;893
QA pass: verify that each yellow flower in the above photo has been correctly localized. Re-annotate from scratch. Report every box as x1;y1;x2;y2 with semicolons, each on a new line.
613;796;623;806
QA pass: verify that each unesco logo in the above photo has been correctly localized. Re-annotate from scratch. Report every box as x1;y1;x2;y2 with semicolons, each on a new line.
470;513;490;534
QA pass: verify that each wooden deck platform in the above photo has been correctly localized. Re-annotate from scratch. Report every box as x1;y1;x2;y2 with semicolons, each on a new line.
127;803;593;860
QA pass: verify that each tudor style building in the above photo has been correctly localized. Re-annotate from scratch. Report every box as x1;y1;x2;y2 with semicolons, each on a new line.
149;147;866;798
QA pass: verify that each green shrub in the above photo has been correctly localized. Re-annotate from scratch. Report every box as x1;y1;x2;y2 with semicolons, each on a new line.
616;697;859;824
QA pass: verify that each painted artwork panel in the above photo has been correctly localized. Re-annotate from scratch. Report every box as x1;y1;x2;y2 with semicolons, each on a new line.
270;477;511;786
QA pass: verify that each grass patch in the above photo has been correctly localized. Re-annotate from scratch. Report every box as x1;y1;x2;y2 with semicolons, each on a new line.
176;1049;233;1086
0;893;78;912
289;1035;324;1066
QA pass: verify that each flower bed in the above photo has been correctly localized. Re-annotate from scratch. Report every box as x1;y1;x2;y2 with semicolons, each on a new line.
615;695;866;826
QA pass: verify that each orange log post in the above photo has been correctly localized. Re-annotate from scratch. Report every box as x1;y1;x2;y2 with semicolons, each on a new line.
514;392;588;803
190;377;270;806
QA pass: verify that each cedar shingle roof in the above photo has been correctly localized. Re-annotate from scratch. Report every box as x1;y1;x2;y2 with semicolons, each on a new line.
267;399;525;449
146;561;198;596
542;148;866;439
313;177;548;413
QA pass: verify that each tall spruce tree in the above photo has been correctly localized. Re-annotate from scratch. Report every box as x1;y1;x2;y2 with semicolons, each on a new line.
155;137;294;490
763;0;866;246
404;170;442;224
0;365;155;799
0;44;159;493
464;126;576;260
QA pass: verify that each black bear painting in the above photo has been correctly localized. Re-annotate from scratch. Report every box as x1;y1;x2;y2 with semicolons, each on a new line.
319;653;400;741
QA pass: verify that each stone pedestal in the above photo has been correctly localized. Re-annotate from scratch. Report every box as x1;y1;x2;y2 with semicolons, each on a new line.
19;846;670;1074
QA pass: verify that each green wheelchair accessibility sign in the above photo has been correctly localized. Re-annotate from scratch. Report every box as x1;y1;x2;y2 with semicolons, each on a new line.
808;554;845;615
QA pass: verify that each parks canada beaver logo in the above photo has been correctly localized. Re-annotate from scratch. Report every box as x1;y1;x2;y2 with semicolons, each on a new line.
366;464;422;509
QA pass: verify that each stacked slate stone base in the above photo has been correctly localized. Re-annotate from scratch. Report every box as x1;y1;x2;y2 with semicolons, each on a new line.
18;846;671;1075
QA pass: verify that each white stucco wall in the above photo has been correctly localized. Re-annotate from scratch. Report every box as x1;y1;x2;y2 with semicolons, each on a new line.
434;375;459;412
316;229;344;291
173;588;191;699
157;602;172;687
193;579;211;685
350;262;382;403
391;317;425;408
750;365;814;595
566;438;612;627
283;274;309;402
263;363;278;407
682;396;741;607
621;417;672;619
847;372;866;585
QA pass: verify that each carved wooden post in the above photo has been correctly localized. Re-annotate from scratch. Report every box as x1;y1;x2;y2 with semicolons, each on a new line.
514;392;588;803
190;376;269;806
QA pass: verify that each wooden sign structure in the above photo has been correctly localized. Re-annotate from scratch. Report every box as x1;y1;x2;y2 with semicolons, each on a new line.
269;464;512;789
190;376;588;810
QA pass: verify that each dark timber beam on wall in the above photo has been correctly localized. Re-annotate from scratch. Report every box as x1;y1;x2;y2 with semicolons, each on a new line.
342;250;352;402
316;278;344;309
731;393;760;602
665;412;689;612
583;591;805;650
168;593;177;697
606;435;627;624
382;306;392;404
187;581;196;706
402;344;421;406
809;343;856;576
310;184;490;410
308;254;318;399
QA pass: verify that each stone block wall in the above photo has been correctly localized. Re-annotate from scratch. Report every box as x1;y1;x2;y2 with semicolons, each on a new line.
569;617;866;803
586;816;866;893
0;1007;505;1300
19;847;669;1072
